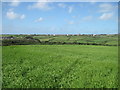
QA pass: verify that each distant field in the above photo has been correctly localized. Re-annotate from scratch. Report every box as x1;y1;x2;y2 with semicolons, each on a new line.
1;34;118;46
33;35;118;45
2;45;118;88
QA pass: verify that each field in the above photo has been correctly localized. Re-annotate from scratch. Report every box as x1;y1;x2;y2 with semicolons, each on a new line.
1;34;118;46
33;34;118;46
2;45;118;88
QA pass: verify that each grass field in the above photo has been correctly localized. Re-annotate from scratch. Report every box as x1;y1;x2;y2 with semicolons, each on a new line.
2;45;118;88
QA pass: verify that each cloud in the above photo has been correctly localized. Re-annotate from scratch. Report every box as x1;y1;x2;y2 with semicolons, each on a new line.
82;16;93;21
58;3;74;14
90;0;97;5
99;13;113;20
68;6;73;13
20;14;26;19
6;9;25;20
68;21;74;24
9;0;20;7
99;3;115;13
58;3;66;8
28;0;52;10
6;10;18;19
35;17;44;22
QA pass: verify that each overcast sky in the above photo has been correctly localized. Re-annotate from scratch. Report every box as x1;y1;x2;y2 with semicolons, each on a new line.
2;1;118;34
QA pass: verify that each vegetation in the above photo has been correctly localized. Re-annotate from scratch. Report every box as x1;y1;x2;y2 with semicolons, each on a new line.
1;34;118;46
2;34;118;88
2;45;118;88
2;38;40;46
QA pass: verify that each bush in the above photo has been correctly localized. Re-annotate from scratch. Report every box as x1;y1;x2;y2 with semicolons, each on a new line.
2;38;40;46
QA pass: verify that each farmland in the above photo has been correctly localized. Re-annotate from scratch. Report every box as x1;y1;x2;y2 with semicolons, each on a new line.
2;45;118;88
33;34;118;46
1;34;118;46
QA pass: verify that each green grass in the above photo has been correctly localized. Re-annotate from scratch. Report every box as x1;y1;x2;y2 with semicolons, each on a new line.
2;45;118;88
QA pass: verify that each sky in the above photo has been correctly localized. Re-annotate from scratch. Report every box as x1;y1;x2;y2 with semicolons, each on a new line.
1;1;118;34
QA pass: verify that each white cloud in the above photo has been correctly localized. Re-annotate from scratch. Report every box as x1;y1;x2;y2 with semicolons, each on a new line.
35;17;44;22
6;9;25;20
58;3;74;14
58;3;66;8
10;0;20;7
99;3;115;13
6;10;18;19
28;0;52;10
68;6;73;13
82;16;93;21
99;13;113;20
90;0;97;5
68;21;74;24
20;14;25;19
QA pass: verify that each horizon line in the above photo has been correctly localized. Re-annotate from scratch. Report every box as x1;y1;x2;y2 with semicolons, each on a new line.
1;33;119;35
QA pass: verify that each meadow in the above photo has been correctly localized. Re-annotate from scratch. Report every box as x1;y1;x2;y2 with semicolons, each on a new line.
2;45;118;88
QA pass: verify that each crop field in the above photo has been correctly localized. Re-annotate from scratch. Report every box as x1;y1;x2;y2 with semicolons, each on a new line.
2;45;118;88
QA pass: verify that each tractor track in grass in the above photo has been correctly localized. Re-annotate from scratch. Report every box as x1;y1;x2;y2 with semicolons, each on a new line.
48;55;93;88
50;58;80;88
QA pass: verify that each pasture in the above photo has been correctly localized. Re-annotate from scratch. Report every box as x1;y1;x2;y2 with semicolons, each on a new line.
2;45;118;88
